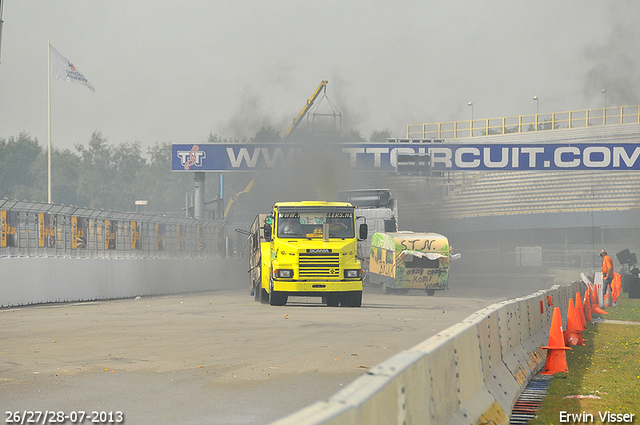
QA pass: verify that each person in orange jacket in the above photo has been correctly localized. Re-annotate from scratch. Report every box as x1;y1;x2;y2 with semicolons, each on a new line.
600;249;614;297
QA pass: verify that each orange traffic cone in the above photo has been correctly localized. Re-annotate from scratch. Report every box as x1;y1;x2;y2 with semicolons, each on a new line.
575;292;587;330
604;287;612;307
591;287;609;316
590;284;599;306
564;299;584;346
592;303;609;315
584;289;593;323
541;307;571;375
612;273;622;306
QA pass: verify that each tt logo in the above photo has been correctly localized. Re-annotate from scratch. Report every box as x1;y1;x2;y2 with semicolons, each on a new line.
177;145;207;170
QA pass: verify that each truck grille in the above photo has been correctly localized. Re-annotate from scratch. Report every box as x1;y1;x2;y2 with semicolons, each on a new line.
299;253;340;278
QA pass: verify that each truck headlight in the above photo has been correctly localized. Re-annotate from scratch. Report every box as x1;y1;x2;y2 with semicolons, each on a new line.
344;269;362;278
275;269;293;278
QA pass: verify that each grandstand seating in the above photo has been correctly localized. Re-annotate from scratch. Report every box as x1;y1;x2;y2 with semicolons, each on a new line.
436;170;640;218
364;164;640;224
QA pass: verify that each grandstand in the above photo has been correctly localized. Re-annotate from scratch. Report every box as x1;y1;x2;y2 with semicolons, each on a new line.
433;169;640;218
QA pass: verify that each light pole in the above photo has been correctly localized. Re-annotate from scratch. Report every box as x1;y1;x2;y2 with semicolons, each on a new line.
601;89;607;125
533;96;539;131
468;102;474;137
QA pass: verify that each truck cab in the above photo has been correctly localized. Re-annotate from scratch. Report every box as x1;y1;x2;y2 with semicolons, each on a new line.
251;201;366;307
339;189;397;285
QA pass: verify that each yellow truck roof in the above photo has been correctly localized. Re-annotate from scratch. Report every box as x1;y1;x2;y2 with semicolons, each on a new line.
274;201;354;208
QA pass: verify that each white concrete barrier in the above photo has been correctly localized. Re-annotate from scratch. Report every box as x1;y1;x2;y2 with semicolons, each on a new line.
0;257;246;307
272;281;584;425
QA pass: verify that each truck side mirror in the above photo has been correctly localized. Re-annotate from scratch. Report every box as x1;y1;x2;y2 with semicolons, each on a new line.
359;223;368;241
264;223;272;242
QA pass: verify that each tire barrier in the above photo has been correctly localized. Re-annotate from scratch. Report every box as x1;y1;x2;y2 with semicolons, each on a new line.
272;281;583;425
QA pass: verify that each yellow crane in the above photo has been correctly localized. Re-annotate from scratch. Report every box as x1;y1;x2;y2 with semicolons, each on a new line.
283;80;328;141
224;81;330;220
224;172;260;219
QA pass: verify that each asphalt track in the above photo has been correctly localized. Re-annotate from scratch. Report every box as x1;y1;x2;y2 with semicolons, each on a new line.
0;268;553;425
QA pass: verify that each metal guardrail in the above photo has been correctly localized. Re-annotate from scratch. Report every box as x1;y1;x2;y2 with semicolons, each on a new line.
0;198;227;258
407;105;640;139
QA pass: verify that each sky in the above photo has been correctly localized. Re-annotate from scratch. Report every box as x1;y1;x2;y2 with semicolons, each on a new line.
1;1;639;154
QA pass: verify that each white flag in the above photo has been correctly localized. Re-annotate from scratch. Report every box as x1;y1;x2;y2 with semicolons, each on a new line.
49;45;95;92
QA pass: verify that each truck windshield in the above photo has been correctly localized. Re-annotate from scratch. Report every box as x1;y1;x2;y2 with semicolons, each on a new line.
277;211;354;239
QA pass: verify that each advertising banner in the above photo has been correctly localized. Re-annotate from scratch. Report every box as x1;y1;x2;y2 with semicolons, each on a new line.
176;225;186;251
105;220;117;250
72;217;87;249
131;221;142;250
38;213;55;248
197;227;205;252
155;223;165;251
1;210;17;248
172;141;640;172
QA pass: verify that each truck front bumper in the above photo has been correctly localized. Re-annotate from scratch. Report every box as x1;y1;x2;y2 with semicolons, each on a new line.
272;279;362;293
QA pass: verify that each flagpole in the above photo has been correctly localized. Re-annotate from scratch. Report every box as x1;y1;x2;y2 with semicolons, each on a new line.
47;39;52;204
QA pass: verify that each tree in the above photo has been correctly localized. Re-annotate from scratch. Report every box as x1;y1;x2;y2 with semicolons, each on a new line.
0;132;43;200
139;141;192;213
75;131;146;210
341;129;366;144
51;149;81;206
370;128;393;143
251;126;281;143
206;133;225;144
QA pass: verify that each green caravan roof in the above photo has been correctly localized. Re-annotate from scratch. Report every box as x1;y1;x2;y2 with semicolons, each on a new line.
370;231;449;253
383;231;447;241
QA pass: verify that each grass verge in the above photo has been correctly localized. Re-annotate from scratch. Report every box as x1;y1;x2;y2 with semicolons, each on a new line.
530;292;640;424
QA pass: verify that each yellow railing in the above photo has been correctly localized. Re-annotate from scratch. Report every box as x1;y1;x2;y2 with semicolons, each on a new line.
407;105;640;139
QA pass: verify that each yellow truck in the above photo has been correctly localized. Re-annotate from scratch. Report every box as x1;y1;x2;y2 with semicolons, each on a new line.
369;231;451;296
249;201;367;307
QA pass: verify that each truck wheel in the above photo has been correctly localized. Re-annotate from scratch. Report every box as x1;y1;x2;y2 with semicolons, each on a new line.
269;291;287;306
268;280;287;306
259;287;270;304
342;291;362;307
253;265;263;302
426;289;436;296
253;282;260;302
326;295;340;307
